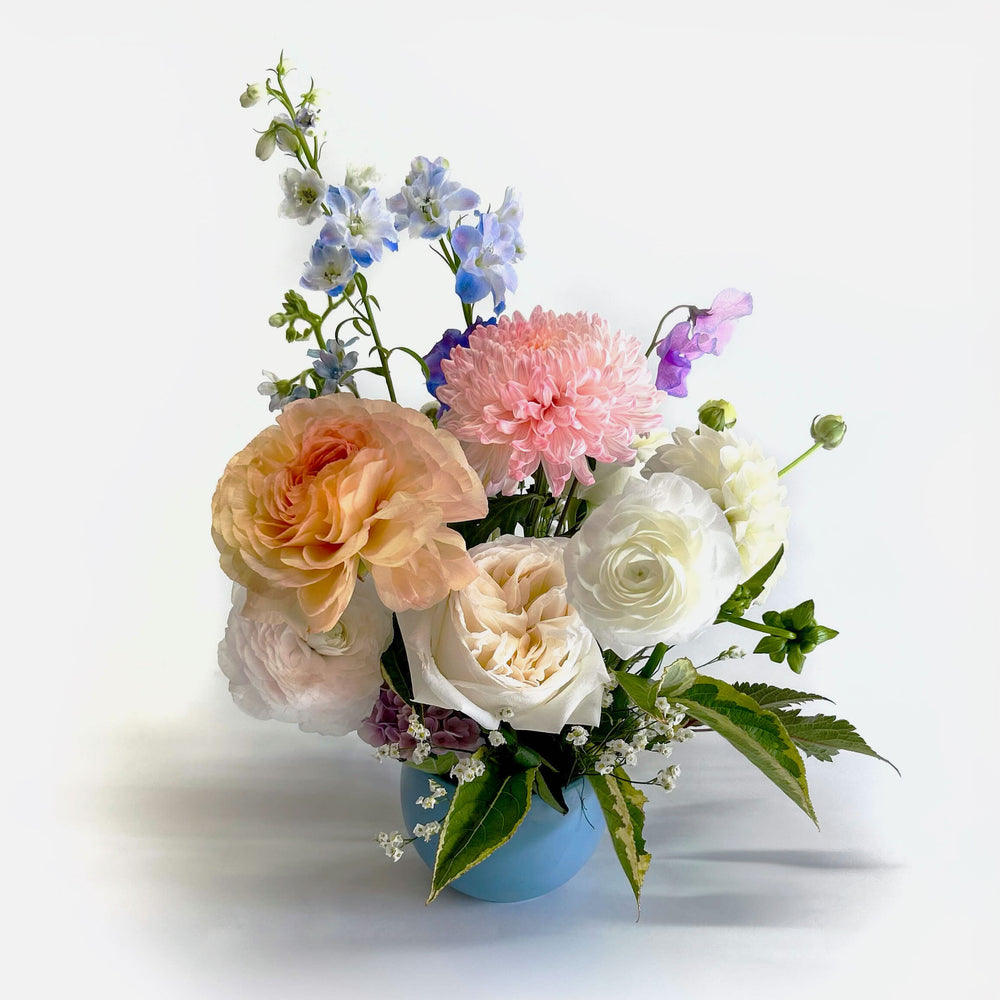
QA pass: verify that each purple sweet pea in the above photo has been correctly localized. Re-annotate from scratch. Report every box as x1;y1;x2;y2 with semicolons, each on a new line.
655;289;752;396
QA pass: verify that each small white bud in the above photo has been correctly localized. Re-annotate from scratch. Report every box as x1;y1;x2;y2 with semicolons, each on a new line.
255;130;277;161
240;83;263;108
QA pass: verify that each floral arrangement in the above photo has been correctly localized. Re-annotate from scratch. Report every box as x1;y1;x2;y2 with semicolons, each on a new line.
213;55;892;909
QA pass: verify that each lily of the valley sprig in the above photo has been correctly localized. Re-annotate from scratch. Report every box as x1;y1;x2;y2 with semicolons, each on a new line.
214;54;892;911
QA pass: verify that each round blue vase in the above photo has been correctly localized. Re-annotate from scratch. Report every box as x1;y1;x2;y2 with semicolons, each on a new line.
399;765;605;902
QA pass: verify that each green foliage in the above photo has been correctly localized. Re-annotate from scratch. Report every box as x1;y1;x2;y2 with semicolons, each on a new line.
428;754;536;902
754;600;839;673
659;657;697;697
615;657;696;715
731;682;832;711
718;546;784;617
451;493;543;548
379;617;413;702
533;769;568;814
588;768;651;913
407;752;459;776
674;675;817;825
773;711;899;774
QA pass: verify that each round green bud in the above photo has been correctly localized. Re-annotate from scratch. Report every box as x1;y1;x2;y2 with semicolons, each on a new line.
239;83;263;108
698;398;737;432
268;312;288;328
255;130;276;161
811;414;847;450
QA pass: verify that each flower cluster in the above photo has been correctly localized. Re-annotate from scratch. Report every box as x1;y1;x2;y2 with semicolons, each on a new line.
213;54;881;910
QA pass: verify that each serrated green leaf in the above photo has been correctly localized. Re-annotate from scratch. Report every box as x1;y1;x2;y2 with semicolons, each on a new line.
407;752;459;776
675;675;817;825
428;757;535;902
533;769;568;814
588;768;651;913
777;711;900;775
659;657;697;697
730;682;833;711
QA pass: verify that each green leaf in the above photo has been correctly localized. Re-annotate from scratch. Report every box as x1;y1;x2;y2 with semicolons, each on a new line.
533;769;568;814
790;599;816;631
730;682;833;711
777;711;900;775
428;755;536;902
787;646;806;673
588;768;651;913
659;657;697;697
753;635;787;656
718;545;784;616
406;752;459;776
675;675;817;826
451;493;539;548
636;642;669;679
614;670;661;715
379;618;413;702
386;344;431;379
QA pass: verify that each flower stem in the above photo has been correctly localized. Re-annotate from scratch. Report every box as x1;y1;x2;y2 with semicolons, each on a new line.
716;613;796;641
552;475;580;536
779;442;822;477
645;305;695;358
356;284;397;403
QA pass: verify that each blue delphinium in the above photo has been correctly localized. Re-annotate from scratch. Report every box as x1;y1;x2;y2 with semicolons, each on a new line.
320;186;399;266
424;317;497;406
387;156;480;239
300;241;358;296
308;337;360;394
451;212;519;314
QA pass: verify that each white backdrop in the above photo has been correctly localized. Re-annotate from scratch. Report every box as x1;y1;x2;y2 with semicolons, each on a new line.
5;1;998;997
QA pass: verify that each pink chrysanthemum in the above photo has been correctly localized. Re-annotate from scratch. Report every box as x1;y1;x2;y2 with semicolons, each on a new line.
437;306;664;495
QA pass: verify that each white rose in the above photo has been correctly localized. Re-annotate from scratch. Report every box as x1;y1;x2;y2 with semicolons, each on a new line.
564;473;742;657
642;426;790;585
398;536;609;734
217;580;392;736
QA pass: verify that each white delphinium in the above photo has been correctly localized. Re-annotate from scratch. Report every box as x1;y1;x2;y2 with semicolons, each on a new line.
487;730;506;747
344;163;379;196
415;780;447;810
564;474;742;657
565;726;590;747
451;757;486;785
279;167;326;225
412;821;442;842
643;426;790;589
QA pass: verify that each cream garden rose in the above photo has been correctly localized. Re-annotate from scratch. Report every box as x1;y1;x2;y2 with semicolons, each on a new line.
564;473;742;657
398;536;609;733
218;580;393;736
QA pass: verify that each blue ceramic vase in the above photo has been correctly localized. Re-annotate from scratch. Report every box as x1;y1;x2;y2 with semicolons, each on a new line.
399;764;605;902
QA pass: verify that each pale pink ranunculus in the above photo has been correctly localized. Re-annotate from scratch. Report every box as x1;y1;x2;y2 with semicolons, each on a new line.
211;395;487;634
437;306;663;496
218;582;392;736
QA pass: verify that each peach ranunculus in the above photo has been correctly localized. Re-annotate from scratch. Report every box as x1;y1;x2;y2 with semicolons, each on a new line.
211;395;488;633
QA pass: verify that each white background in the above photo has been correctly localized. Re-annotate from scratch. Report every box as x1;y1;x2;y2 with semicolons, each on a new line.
5;1;998;997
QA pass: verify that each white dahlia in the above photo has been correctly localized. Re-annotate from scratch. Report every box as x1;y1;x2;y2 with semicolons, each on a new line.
642;426;790;585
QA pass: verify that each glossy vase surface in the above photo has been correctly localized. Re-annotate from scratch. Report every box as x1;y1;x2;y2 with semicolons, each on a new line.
399;765;605;902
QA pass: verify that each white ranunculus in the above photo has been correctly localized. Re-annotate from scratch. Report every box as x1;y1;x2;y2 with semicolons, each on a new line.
564;473;742;657
642;426;790;585
398;536;609;734
578;427;676;507
217;580;392;736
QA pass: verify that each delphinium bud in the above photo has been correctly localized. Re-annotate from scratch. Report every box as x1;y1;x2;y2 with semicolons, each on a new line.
255;129;277;161
240;83;263;108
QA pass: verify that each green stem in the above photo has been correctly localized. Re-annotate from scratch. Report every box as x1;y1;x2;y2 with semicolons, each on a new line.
269;76;321;174
356;284;397;403
552;475;580;536
645;304;695;358
779;442;821;477
717;613;796;641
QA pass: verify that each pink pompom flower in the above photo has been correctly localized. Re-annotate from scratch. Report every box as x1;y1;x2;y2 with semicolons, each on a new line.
437;306;663;496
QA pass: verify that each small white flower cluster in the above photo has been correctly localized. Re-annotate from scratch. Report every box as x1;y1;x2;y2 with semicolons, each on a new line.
450;757;486;785
565;725;590;747
653;764;681;792
377;831;406;862
651;698;693;743
601;676;619;709
498;707;515;722
594;732;650;775
412;821;442;842
407;716;433;764
717;645;746;661
374;742;402;762
415;779;447;810
487;730;506;747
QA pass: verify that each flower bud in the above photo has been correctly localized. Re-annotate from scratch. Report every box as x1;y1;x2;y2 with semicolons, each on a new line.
275;52;293;76
275;124;300;153
255;130;276;161
239;83;263;108
810;414;847;450
268;312;288;328
698;398;737;432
